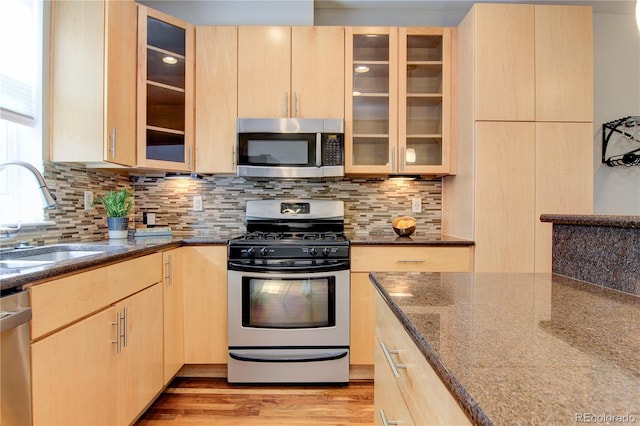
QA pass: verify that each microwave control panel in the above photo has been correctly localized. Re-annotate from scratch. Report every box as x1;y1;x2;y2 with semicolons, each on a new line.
322;134;344;166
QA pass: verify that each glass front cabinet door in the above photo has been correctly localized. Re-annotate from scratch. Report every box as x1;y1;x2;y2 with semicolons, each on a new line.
137;5;194;171
345;27;452;176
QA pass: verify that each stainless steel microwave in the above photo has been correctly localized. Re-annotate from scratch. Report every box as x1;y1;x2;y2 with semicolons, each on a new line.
237;118;344;179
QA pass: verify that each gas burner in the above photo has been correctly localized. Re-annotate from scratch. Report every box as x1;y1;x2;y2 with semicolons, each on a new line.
240;232;345;242
243;232;283;241
302;232;339;241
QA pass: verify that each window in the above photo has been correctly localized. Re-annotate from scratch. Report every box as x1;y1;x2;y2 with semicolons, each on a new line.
0;0;45;224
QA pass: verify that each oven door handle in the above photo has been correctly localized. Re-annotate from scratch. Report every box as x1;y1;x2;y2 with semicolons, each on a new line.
227;261;350;272
229;350;348;363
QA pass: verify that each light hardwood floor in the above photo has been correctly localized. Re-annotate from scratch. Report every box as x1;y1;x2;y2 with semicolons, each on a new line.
135;377;374;425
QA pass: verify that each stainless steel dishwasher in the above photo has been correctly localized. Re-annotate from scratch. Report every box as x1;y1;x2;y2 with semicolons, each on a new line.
1;290;32;426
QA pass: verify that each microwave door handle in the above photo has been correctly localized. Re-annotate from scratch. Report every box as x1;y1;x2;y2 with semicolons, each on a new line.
316;133;322;167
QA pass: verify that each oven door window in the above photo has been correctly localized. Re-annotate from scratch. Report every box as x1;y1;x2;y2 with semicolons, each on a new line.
241;276;335;328
238;133;316;166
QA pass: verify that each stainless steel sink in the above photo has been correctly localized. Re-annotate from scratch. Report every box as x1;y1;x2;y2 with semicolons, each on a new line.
0;259;54;270
8;250;105;262
0;244;120;265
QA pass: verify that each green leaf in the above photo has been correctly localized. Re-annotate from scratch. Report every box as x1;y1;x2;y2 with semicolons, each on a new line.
93;188;133;218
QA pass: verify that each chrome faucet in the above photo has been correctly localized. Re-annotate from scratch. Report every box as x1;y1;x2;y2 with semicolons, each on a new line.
0;161;57;237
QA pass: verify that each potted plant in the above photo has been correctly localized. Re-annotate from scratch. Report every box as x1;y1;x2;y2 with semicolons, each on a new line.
94;188;133;239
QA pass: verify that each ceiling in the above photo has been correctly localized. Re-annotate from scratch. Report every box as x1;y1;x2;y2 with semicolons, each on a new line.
315;0;635;15
139;0;636;26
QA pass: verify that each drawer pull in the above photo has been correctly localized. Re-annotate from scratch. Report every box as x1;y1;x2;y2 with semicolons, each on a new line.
379;409;400;426
380;341;406;378
111;311;124;354
396;259;426;263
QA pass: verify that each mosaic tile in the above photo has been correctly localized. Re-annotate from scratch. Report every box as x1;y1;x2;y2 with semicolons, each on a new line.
1;163;443;247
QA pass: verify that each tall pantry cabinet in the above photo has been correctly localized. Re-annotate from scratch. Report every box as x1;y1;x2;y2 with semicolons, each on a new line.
443;4;593;272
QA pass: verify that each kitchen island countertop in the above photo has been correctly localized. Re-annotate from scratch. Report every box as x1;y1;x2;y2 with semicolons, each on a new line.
370;272;640;425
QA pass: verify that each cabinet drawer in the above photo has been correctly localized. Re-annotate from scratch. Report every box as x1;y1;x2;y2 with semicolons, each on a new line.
374;336;415;426
376;292;470;426
352;246;472;272
30;253;162;340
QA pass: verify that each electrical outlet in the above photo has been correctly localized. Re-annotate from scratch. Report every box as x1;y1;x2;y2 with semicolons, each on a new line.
411;197;422;213
144;212;156;226
193;195;203;212
84;191;93;210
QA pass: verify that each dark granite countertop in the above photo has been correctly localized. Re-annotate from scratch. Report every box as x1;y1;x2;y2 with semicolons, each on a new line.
348;231;474;246
0;235;235;293
370;272;640;426
540;214;640;228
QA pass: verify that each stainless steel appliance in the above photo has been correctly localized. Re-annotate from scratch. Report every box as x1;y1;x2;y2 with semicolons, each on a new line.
236;118;344;179
227;199;350;384
1;290;32;425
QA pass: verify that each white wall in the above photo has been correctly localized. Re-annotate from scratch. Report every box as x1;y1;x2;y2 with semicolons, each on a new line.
593;12;640;214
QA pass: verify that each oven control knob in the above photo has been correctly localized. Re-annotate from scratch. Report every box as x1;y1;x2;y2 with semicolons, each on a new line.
246;247;255;257
309;247;317;256
259;247;268;256
322;247;330;257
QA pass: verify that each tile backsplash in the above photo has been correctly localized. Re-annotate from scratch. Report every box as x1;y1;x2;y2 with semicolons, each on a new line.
132;174;442;235
2;162;442;246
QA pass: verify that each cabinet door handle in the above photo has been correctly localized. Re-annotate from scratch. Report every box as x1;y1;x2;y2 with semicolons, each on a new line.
231;145;236;169
165;254;173;286
122;306;128;348
400;146;405;172
111;311;124;354
109;128;116;158
293;92;298;117
391;147;396;172
379;409;400;426
284;92;289;117
380;341;406;378
396;259;426;264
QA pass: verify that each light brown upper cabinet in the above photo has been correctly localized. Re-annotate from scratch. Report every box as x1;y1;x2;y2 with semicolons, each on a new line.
345;27;453;176
137;5;195;171
535;6;593;122
195;26;238;174
473;4;593;122
50;0;137;167
473;4;535;121
238;26;345;119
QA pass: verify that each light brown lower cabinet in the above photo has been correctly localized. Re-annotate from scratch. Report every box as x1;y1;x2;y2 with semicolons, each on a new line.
350;245;473;370
31;306;118;426
375;291;470;425
30;253;164;426
115;284;163;425
182;245;228;364
31;283;163;426
163;248;185;383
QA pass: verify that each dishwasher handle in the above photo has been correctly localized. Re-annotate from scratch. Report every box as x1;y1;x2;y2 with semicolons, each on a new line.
0;307;32;333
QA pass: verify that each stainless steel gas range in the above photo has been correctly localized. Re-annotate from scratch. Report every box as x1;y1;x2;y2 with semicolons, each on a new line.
227;199;350;384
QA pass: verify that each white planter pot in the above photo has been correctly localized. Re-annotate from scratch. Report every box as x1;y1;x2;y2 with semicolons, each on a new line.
107;217;129;239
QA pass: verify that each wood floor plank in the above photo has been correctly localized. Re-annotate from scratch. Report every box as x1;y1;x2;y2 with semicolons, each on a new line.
135;378;374;426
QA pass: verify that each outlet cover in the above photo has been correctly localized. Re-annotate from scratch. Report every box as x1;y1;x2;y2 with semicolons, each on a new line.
193;195;203;212
411;197;422;213
84;191;93;210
